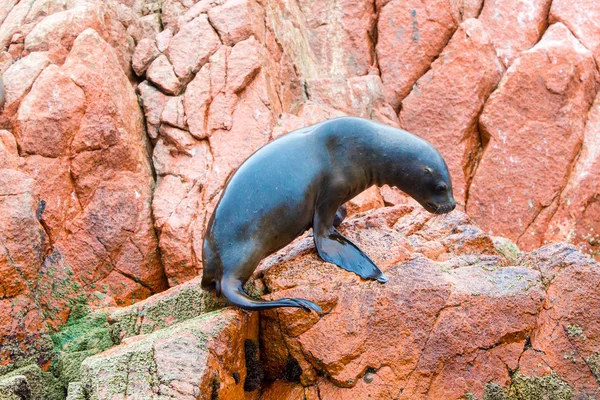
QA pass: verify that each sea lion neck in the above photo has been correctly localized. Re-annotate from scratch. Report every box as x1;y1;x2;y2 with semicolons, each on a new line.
326;120;422;190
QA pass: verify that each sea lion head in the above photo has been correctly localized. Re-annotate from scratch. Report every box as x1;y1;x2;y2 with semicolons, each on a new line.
396;143;456;215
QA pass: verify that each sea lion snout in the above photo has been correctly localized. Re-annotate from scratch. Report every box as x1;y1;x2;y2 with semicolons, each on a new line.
425;199;456;214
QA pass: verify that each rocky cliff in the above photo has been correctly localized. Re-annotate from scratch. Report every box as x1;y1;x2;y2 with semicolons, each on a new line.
0;0;599;398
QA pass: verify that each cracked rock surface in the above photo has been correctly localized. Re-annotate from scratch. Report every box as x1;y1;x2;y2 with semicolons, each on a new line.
1;0;600;398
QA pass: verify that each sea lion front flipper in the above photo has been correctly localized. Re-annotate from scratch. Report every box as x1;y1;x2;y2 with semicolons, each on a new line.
313;209;387;282
333;204;347;227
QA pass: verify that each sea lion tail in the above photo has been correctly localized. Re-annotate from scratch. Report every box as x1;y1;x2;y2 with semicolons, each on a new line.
221;277;322;313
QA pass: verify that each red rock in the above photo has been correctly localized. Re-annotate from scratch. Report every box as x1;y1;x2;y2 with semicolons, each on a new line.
550;0;600;70
160;95;187;129
183;64;211;139
137;81;168;140
227;36;262;93
159;124;195;154
166;14;221;80
296;101;346;125
400;19;504;204
345;186;385;216
259;206;545;398
57;29;164;305
478;0;552;67
467;23;599;248
207;91;237;132
259;381;306;400
209;45;229;97
15;64;86;158
296;0;375;77
23;1;134;77
20;156;79;242
0;169;47;290
152;138;212;183
271;113;308;140
155;27;173;52
0;0;34;50
545;92;600;258
152;138;212;285
128;13;162;43
376;0;458;110
80;308;259;400
0;295;52;370
206;75;274;199
306;75;399;126
0;129;19;169
207;0;265;46
1;51;50;112
518;244;600;397
146;54;182;95
131;38;160;76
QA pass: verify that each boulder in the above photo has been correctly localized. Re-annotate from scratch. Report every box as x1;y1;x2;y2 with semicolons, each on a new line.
467;23;599;250
478;0;552;67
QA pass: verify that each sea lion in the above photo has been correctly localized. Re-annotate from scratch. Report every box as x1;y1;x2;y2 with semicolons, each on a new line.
201;117;455;312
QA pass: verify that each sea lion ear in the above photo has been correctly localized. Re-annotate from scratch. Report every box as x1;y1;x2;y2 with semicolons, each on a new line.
424;167;432;175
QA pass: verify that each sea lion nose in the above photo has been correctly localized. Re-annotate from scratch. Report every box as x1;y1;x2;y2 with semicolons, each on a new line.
449;199;456;211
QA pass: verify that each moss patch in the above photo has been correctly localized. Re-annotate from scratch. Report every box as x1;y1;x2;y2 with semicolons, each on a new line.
565;324;586;340
508;371;573;400
0;364;63;400
108;281;227;343
50;312;114;390
493;236;522;264
587;352;600;383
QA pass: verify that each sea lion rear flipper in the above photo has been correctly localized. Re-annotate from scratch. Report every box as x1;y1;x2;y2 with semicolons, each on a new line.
220;277;322;313
313;209;387;282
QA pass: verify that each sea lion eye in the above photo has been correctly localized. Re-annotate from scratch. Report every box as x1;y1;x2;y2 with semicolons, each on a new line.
424;167;432;175
435;184;446;194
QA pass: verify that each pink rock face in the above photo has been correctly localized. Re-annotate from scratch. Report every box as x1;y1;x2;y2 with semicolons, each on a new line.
1;25;165;350
165;14;220;80
296;0;375;77
478;0;552;67
132;38;159;76
550;0;600;67
1;51;50;112
23;1;134;76
0;168;52;368
207;0;265;46
376;0;459;110
400;19;504;204
467;23;599;249
15;64;86;158
147;54;182;95
545;92;600;257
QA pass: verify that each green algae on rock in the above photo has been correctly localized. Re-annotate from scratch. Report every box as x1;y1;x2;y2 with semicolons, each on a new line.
107;276;227;344
508;372;574;400
0;364;63;400
77;308;258;400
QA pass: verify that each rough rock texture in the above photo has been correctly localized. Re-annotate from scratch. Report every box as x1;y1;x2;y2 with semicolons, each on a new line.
79;308;259;400
468;23;599;250
2;0;600;395
257;206;600;399
0;1;167;370
478;0;552;67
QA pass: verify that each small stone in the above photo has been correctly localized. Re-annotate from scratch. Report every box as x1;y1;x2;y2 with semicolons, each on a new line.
147;54;181;95
132;38;160;76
